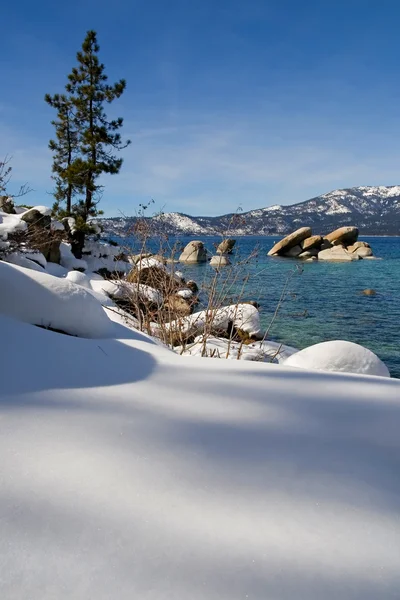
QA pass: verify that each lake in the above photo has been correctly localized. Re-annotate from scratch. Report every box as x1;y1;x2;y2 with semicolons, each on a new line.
118;234;400;378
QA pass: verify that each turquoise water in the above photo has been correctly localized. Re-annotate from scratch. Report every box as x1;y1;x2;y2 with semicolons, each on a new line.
119;235;400;378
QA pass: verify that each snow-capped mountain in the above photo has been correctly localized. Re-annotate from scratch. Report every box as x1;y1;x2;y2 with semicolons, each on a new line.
100;186;400;237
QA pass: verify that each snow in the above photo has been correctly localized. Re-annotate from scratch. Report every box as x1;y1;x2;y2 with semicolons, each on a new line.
28;204;52;216
0;210;27;239
0;261;114;338
45;262;69;277
66;270;92;288
5;251;46;272
0;305;400;599
50;219;65;232
22;250;47;268
90;278;164;306
176;288;194;299
176;335;298;362
283;340;390;377
60;242;88;271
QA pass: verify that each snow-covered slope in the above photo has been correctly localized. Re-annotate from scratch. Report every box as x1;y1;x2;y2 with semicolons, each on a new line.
101;186;400;236
1;261;400;599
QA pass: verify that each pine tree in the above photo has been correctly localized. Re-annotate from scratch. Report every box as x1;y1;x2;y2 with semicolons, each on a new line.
45;93;81;216
66;30;131;223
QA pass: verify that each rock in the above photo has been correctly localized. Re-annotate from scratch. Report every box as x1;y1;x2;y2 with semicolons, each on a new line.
186;280;199;294
354;246;373;258
283;340;390;377
300;235;323;251
298;250;318;259
127;265;176;292
0;196;16;214
325;226;359;246
21;209;51;228
267;227;312;256
216;239;236;254
164;294;192;317
362;289;376;296
128;253;153;265
210;255;231;267
179;240;207;263
347;241;371;252
318;247;360;262
283;245;303;258
320;239;333;250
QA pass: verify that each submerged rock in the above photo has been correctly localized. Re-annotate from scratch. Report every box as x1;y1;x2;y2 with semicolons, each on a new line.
210;255;231;267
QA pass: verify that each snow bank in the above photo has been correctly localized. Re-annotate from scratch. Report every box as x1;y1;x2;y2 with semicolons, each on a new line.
0;261;114;338
284;340;390;377
0;313;399;600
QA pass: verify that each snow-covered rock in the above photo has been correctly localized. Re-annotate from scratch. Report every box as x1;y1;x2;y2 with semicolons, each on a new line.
153;303;261;339
0;261;114;338
0;210;27;239
283;340;390;377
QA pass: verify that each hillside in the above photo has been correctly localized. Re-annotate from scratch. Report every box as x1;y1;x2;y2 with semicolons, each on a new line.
100;186;400;237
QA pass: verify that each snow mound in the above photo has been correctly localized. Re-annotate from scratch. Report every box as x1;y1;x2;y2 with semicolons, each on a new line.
66;270;92;289
0;261;114;338
284;340;390;377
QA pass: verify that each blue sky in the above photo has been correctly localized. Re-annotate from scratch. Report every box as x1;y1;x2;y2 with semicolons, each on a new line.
1;0;400;217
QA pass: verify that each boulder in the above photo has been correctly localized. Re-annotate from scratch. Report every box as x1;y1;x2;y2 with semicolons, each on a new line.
210;255;231;267
318;247;360;261
320;239;333;250
186;280;199;294
300;235;323;251
347;241;371;252
164;294;192;317
355;246;373;258
179;240;207;263
21;209;51;228
216;239;236;254
267;227;312;256
298;250;318;259
127;265;177;293
283;245;303;258
324;226;359;246
0;196;16;214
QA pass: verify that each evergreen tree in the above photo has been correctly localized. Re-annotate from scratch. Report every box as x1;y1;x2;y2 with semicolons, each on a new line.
66;30;130;223
45;93;81;216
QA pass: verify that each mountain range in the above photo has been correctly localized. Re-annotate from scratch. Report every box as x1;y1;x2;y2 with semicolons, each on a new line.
100;186;400;237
